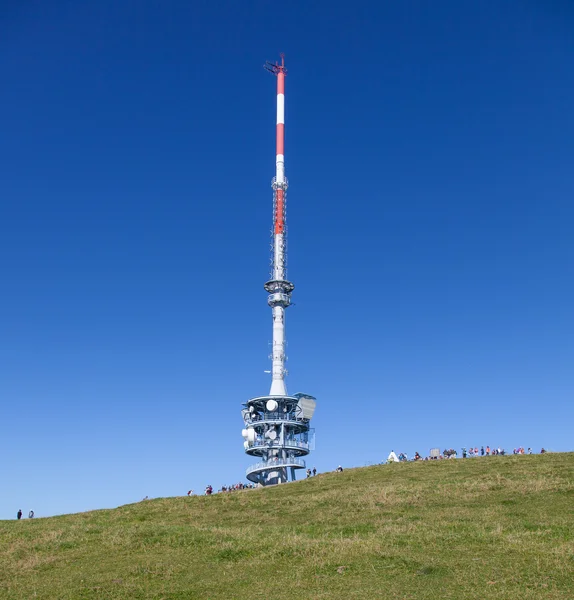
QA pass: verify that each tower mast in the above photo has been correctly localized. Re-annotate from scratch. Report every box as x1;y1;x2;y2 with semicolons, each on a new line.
264;54;292;397
241;56;316;486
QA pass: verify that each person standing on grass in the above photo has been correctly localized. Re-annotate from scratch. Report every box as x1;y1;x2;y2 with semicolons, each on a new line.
17;509;22;520
312;467;317;476
486;446;490;455
28;510;34;519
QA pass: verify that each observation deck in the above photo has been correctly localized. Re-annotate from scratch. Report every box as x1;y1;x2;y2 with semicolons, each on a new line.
241;393;316;485
246;457;306;481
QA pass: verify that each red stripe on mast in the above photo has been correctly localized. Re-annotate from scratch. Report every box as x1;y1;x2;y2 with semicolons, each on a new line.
276;123;284;156
275;189;285;234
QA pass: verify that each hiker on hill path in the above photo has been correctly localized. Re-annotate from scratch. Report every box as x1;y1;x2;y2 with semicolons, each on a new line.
312;467;317;476
28;510;34;519
306;469;311;478
17;509;22;520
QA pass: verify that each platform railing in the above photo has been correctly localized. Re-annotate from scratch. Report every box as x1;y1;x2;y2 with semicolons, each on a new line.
250;437;309;452
244;412;305;425
246;457;306;476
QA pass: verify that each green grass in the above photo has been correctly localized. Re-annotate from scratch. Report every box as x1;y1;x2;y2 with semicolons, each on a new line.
1;453;573;599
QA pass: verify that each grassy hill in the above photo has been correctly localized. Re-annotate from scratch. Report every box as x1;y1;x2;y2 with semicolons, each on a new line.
1;453;573;599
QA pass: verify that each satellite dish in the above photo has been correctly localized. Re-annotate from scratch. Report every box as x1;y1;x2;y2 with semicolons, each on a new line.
266;399;278;412
268;429;277;441
241;429;248;439
247;428;256;443
243;441;249;450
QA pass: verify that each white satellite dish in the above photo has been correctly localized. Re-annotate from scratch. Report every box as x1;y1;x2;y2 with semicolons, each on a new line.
243;441;249;450
268;429;277;441
266;399;278;412
247;428;256;443
241;429;248;439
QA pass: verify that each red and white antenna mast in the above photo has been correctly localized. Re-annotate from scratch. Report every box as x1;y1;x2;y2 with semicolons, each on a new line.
264;54;293;396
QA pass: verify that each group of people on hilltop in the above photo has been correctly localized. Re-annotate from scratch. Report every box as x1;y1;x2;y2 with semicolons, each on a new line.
389;446;546;463
199;466;349;495
463;446;507;457
200;482;257;495
219;482;256;492
16;509;34;520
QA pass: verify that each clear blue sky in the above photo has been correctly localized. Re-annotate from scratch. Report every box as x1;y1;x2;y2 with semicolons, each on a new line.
1;1;573;519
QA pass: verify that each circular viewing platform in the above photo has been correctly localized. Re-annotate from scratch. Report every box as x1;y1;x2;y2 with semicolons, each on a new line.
246;457;306;481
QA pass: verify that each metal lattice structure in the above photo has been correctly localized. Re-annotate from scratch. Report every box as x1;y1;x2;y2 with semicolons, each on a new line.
241;56;317;486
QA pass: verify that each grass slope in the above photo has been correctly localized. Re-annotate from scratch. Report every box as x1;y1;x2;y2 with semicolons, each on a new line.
1;454;573;599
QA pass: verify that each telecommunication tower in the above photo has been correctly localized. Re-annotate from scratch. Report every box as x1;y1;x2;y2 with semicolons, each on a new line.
241;55;317;486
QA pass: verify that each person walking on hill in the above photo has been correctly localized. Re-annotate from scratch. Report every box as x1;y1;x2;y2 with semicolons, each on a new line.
306;468;311;478
17;509;22;520
312;467;317;476
28;510;34;519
